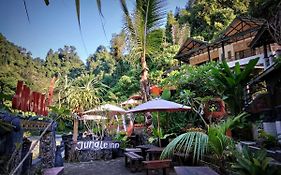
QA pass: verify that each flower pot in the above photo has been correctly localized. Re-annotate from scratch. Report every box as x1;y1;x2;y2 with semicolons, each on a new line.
226;129;232;137
204;98;226;120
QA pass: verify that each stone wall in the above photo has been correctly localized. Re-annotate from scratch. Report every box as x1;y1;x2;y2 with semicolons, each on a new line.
39;130;56;169
76;149;112;162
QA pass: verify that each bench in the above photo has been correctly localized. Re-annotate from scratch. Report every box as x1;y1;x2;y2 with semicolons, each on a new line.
125;148;142;154
143;159;172;175
124;152;144;172
43;167;64;175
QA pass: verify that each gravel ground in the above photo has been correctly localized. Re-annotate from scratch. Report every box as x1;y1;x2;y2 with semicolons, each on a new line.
64;157;177;175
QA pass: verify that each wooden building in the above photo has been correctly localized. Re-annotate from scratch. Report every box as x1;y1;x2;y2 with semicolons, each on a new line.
175;16;280;69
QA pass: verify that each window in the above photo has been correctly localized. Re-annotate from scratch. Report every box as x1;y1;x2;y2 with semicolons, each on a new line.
227;51;232;60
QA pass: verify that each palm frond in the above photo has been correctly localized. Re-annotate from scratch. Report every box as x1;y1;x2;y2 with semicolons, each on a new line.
22;0;30;23
96;0;103;17
160;131;208;163
44;0;49;6
75;0;81;30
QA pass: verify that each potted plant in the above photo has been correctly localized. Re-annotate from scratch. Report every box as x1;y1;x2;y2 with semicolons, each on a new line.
204;98;226;120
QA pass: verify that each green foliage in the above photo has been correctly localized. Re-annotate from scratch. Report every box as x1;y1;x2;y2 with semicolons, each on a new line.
66;74;108;110
248;0;281;20
114;131;129;149
217;112;249;134
212;58;259;115
0;34;50;96
45;46;85;78
231;147;279;175
110;31;126;60
258;130;278;149
86;45;116;78
173;0;240;41
208;124;234;160
162;62;221;98
149;127;176;144
161;131;208;163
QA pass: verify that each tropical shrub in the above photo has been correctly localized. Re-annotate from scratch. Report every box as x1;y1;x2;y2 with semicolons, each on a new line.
212;58;259;115
231;146;280;175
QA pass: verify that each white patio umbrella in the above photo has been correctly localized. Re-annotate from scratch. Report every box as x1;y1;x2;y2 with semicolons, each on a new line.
79;115;106;121
83;104;126;138
127;98;191;147
83;104;126;115
79;115;106;137
121;99;140;106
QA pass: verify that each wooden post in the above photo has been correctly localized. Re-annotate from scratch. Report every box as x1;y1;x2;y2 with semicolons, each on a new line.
221;41;225;61
73;119;78;143
263;44;268;58
207;46;211;62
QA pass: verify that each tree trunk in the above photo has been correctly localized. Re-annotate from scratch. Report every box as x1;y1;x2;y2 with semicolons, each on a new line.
140;54;150;102
140;53;153;135
73;119;78;143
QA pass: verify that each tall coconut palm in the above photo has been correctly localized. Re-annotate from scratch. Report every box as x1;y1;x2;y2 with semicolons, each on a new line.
120;0;167;102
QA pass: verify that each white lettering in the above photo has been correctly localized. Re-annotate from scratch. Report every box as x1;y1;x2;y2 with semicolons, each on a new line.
75;142;83;150
75;141;120;151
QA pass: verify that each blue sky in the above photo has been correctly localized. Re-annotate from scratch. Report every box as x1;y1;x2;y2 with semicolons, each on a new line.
0;0;187;62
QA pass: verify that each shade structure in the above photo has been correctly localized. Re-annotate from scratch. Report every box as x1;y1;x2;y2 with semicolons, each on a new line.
121;99;140;106
127;99;191;113
83;104;126;115
79;115;106;121
127;98;191;147
83;104;126;138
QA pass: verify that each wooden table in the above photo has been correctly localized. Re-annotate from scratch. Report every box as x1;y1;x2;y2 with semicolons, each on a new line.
136;144;157;159
146;147;165;160
174;166;219;175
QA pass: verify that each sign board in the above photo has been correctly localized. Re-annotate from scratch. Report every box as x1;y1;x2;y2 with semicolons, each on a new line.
75;141;120;151
12;81;48;116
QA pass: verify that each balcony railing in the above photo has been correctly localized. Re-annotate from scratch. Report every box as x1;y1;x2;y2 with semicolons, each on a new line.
227;51;276;70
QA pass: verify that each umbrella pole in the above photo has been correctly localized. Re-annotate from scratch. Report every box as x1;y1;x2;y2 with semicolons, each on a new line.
157;112;161;147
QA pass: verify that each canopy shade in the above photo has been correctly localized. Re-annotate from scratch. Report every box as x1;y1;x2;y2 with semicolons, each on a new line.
83;104;126;115
80;115;106;121
121;99;140;106
127;98;191;147
127;99;191;113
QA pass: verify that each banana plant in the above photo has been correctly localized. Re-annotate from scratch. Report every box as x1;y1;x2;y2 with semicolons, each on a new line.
212;58;259;115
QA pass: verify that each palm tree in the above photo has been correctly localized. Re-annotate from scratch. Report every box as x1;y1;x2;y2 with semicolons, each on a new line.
120;0;167;102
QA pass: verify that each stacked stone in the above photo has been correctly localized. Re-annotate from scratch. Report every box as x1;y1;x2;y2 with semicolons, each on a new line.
39;127;56;169
76;149;112;162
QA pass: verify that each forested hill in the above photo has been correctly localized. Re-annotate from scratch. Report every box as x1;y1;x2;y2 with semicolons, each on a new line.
0;33;50;95
0;33;141;102
0;34;89;96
